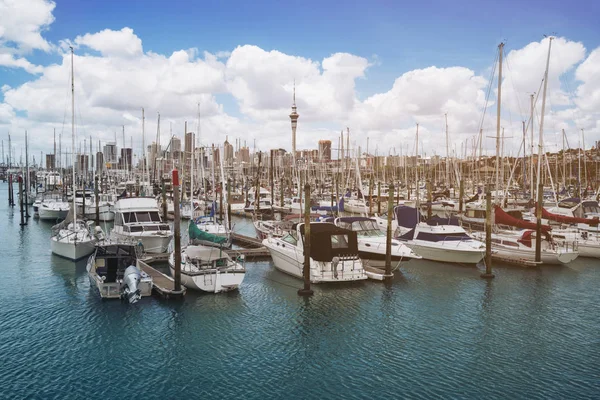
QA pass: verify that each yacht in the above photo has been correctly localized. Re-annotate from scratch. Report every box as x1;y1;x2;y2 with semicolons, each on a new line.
50;210;104;260
332;216;422;269
111;197;173;253
86;240;152;303
168;245;245;293
38;198;70;221
395;206;486;264
76;192;116;221
262;222;368;283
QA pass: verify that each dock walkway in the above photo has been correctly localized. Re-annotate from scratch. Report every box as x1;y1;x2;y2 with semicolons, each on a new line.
138;260;186;299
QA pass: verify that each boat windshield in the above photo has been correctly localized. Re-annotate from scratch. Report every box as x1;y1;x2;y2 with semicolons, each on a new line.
123;211;161;223
338;220;384;237
582;202;600;214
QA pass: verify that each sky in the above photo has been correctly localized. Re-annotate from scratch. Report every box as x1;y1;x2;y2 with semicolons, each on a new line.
1;0;599;165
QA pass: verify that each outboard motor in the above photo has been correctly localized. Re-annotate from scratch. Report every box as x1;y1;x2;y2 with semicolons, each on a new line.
121;265;142;304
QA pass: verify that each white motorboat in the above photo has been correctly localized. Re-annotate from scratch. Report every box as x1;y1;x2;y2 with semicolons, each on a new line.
262;222;368;283
332;216;421;270
395;206;486;264
76;193;116;221
168;245;245;293
86;241;152;303
38;198;70;221
111;197;173;253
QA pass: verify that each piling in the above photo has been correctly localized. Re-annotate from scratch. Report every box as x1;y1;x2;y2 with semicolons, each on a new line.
227;178;232;230
481;188;495;279
298;183;314;296
369;178;373;216
377;182;381;214
19;176;25;226
459;179;464;214
161;179;167;220
426;180;432;219
535;182;543;263
94;175;100;225
385;183;394;280
172;169;182;292
335;176;339;217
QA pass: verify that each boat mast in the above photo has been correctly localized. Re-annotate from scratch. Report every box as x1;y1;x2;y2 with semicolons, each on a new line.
530;94;534;200
495;43;504;202
445;113;449;186
70;46;76;225
535;37;553;263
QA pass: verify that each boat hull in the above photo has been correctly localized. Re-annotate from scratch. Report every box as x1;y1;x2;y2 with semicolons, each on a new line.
405;243;485;264
169;265;244;293
112;232;172;253
51;237;96;261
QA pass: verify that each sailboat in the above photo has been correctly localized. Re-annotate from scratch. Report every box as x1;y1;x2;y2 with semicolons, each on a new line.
50;47;102;261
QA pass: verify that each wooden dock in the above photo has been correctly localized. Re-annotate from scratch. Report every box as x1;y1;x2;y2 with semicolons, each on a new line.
226;247;271;259
231;232;263;248
138;260;186;299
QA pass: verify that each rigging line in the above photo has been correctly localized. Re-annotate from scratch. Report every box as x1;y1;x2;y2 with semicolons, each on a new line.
503;46;526;121
477;50;499;134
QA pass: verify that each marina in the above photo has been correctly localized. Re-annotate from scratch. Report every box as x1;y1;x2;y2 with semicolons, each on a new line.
0;183;599;399
2;0;600;398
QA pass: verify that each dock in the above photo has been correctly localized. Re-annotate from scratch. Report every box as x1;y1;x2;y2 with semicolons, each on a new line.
138;260;186;299
231;232;263;248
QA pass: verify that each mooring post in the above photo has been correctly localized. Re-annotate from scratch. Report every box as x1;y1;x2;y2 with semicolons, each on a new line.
227;178;232;230
426;180;432;219
172;169;182;291
535;182;544;263
19;176;25;226
385;183;395;280
369;178;373;216
481;187;495;279
95;175;100;226
377;181;381;214
459;179;464;214
161;179;167;219
298;183;314;296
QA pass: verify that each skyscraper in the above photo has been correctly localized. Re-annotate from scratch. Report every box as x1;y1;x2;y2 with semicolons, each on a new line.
318;140;332;161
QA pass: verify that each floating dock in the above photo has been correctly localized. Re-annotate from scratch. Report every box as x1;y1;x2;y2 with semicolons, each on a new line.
138;260;186;299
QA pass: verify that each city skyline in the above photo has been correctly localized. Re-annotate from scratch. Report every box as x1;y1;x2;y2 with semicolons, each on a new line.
1;0;599;162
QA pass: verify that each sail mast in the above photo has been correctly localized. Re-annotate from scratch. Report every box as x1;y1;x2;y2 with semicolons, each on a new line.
535;37;553;262
70;46;76;224
495;43;504;202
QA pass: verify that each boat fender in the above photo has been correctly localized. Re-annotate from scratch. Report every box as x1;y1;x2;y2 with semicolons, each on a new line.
332;256;340;279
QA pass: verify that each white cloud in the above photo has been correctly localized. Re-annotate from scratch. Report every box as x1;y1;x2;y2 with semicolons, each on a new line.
74;27;143;58
0;3;599;163
0;0;55;52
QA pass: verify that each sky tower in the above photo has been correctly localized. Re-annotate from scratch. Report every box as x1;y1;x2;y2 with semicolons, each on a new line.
289;81;299;159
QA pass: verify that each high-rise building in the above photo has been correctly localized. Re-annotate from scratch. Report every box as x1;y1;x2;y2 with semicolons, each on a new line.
45;154;55;170
170;136;182;163
224;137;234;164
76;154;89;175
96;151;104;172
103;142;118;169
318;140;332;161
119;148;132;171
237;146;250;163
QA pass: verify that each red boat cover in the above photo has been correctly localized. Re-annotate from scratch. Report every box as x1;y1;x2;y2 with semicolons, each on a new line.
494;205;551;234
518;230;534;248
541;207;599;226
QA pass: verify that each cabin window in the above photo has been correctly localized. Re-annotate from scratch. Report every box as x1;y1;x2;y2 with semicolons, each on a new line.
331;234;349;249
149;211;161;222
122;212;134;223
135;212;151;223
115;213;122;226
282;234;297;245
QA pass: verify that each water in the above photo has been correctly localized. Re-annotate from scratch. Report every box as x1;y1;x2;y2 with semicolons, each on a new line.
1;182;599;399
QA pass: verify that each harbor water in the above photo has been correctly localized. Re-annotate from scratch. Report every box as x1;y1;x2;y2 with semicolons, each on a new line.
1;183;599;399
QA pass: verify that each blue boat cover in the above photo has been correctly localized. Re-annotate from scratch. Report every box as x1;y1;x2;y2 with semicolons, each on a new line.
394;205;420;228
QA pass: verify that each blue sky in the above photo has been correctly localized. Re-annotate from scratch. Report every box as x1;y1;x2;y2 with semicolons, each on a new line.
1;0;599;157
13;0;600;97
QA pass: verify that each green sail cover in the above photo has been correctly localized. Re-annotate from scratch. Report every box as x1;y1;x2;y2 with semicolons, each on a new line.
189;222;228;244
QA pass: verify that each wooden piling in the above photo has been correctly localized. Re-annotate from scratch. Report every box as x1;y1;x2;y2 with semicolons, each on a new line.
172;169;182;292
377;182;381;214
535;182;543;263
369;178;373;216
161;179;167;220
19;176;25;226
459;179;464;214
95;175;99;225
385;183;394;280
298;183;314;296
426;180;432;219
481;188;495;279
